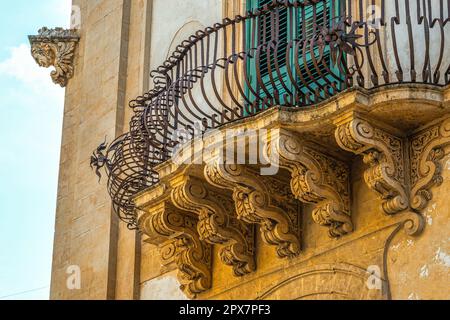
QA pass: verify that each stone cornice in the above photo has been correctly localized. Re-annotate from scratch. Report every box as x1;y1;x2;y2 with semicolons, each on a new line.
28;27;80;87
152;85;450;177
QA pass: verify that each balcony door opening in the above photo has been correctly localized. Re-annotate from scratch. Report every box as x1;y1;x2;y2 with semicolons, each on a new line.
245;0;342;111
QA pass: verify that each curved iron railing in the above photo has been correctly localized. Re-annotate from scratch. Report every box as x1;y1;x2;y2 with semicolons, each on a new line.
91;0;450;228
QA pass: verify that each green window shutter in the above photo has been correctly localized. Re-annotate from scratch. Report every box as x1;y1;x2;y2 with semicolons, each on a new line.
297;0;341;98
245;0;340;109
259;0;289;102
246;0;291;108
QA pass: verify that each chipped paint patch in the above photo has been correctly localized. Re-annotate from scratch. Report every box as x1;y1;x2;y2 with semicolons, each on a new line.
427;203;437;214
425;214;433;226
398;271;408;282
140;272;188;300
446;158;450;170
419;265;429;278
406;240;415;247
390;243;401;251
434;248;450;267
408;292;420;300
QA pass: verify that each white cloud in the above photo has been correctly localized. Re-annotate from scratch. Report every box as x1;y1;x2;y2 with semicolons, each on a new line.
0;43;65;164
52;0;73;28
0;43;64;99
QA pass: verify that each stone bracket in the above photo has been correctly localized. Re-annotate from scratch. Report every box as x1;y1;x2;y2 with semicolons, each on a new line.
270;129;353;238
334;112;409;215
28;27;80;87
137;192;212;299
169;174;256;276
204;162;301;258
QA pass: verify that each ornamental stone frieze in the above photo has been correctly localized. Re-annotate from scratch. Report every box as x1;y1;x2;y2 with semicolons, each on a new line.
28;27;79;87
267;129;353;238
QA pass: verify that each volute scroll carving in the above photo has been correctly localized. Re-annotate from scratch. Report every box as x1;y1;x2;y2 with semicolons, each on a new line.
169;175;256;276
137;198;212;299
334;114;409;215
204;162;301;258
271;130;353;238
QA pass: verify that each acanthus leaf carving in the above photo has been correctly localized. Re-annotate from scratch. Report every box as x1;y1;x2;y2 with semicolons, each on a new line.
170;175;256;276
272;130;353;238
28;27;79;87
204;162;301;258
335;114;409;215
410;117;450;211
137;199;212;299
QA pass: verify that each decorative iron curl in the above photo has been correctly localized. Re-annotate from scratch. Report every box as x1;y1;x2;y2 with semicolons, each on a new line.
90;133;158;228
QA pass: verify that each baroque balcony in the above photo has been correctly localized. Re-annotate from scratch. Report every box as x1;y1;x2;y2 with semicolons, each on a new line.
91;0;450;299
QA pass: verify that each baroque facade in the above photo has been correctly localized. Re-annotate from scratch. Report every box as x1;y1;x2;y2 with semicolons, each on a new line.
31;0;449;300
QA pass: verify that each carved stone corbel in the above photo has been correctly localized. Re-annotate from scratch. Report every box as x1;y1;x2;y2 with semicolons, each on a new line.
270;129;353;238
28;27;79;87
169;174;256;276
137;189;212;299
335;113;408;215
410;117;450;211
204;162;301;258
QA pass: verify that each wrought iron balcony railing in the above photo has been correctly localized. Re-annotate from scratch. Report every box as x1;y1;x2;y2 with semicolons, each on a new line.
91;0;450;227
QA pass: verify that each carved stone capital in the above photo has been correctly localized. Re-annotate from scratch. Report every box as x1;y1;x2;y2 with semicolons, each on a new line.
137;198;212;299
335;114;408;215
204;162;301;258
271;130;353;238
28;27;79;87
170;175;256;276
410;117;450;211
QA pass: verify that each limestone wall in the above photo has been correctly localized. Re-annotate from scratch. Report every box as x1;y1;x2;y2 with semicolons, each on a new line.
51;0;140;299
387;153;450;300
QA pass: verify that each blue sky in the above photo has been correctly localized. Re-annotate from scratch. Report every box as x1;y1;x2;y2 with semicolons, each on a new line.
0;0;71;299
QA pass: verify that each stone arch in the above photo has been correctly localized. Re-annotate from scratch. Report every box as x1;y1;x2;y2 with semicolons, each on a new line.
166;20;206;60
257;263;387;300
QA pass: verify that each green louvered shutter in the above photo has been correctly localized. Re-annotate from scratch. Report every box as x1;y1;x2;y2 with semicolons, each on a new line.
246;0;292;107
246;0;339;108
297;0;341;97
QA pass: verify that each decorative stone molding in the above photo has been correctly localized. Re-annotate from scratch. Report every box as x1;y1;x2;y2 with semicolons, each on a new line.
28;27;79;87
410;116;450;211
169;174;256;276
257;263;387;300
204;162;301;258
269;129;353;238
137;188;212;299
334;113;409;215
